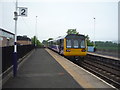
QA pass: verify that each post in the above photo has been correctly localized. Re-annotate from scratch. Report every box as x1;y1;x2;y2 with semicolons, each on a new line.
13;0;18;77
93;17;96;47
13;0;28;77
35;16;38;48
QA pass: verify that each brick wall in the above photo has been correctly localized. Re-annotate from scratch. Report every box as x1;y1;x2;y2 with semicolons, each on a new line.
17;40;32;45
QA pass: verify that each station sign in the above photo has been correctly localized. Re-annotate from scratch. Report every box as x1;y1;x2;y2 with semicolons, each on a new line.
18;7;28;16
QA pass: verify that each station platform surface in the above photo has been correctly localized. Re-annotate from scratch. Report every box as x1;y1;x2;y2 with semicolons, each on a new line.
2;48;81;88
2;48;116;89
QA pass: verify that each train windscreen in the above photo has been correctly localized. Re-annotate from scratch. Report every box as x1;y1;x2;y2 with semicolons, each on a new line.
66;34;85;48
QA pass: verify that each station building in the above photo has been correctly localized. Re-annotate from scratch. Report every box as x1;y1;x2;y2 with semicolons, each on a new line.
17;35;32;45
0;28;32;47
0;28;14;47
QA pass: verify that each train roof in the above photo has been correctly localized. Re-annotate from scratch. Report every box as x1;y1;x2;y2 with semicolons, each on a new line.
66;34;85;37
65;34;85;39
48;39;54;42
54;35;66;40
52;34;85;41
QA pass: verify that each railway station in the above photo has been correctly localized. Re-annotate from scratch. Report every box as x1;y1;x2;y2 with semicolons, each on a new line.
1;48;119;89
1;0;119;89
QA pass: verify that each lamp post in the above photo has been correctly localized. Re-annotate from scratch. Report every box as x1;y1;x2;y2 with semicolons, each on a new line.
93;17;96;47
13;0;28;77
13;0;18;77
35;16;38;47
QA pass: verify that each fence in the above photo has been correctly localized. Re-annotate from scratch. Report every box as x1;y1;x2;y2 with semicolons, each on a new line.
2;45;34;73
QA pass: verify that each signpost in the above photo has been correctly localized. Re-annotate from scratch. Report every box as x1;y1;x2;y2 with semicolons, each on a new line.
13;0;28;77
19;7;28;16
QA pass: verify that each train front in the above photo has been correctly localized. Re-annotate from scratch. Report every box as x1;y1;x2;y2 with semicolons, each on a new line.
63;34;87;56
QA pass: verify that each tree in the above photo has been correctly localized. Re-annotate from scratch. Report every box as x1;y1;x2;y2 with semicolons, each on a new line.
42;40;48;47
31;36;36;45
85;35;90;43
47;38;53;41
42;40;48;45
31;36;42;47
66;29;79;35
42;38;53;47
85;35;94;46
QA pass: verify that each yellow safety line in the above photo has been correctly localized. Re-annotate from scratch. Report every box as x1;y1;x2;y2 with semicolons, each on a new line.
46;48;95;89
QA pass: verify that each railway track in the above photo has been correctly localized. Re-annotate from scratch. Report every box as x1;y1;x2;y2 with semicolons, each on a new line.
50;48;120;89
66;53;120;89
75;54;120;89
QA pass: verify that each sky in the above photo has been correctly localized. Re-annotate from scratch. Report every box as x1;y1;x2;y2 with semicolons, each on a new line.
0;0;119;42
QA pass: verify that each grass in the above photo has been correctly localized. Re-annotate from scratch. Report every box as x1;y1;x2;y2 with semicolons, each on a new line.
96;46;119;52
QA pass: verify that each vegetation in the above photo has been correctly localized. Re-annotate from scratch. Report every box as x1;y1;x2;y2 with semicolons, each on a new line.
85;35;119;52
42;38;53;47
85;35;94;46
84;34;119;52
66;29;79;34
42;40;48;45
31;36;43;47
47;38;53;41
95;41;119;51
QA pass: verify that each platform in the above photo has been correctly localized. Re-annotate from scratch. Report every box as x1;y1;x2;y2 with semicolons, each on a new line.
2;48;116;89
2;48;81;88
46;48;116;89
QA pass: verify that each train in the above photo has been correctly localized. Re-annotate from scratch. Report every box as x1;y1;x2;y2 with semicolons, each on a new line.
47;34;87;61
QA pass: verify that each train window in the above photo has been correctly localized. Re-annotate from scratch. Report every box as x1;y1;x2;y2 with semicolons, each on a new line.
66;39;72;48
61;39;64;48
73;40;79;48
80;40;85;48
57;40;60;45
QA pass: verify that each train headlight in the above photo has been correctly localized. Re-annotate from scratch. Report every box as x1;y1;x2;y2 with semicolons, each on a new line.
81;49;86;52
66;50;71;52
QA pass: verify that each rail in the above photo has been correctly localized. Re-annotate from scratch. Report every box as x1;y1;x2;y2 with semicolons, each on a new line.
81;53;120;89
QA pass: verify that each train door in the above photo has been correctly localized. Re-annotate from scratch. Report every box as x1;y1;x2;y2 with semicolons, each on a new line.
59;39;64;54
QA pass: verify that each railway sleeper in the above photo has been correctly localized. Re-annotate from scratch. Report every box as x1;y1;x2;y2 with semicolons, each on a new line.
82;61;120;83
83;60;120;77
81;62;120;89
86;55;120;67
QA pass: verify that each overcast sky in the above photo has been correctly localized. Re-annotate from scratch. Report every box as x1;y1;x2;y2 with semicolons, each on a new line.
0;0;119;42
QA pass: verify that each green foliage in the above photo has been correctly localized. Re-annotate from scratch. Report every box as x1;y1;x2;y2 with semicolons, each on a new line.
31;36;36;45
31;36;42;46
66;29;79;35
42;40;48;45
42;38;53;47
85;35;94;46
84;35;119;51
95;41;119;51
47;38;53;41
37;40;42;46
